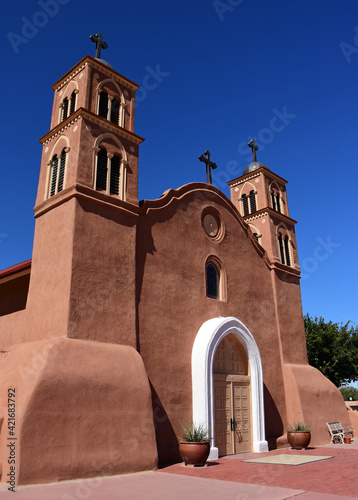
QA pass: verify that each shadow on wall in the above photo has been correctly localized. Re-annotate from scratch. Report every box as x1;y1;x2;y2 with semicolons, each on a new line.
150;382;181;465
264;383;284;449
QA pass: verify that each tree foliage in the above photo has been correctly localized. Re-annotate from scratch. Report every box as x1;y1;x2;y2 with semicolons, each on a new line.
339;386;358;401
304;314;358;387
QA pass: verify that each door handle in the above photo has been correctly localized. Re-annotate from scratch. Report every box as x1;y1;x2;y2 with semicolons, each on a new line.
230;418;234;431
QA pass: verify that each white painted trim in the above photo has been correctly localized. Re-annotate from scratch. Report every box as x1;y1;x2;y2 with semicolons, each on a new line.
192;317;268;459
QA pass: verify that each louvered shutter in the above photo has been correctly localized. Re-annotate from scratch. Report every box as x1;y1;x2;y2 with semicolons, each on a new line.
98;91;108;119
62;98;68;121
58;150;66;192
70;91;76;115
110;98;120;125
242;194;249;216
249;190;256;213
284;236;291;266
278;234;285;264
50;156;58;197
96;149;108;191
110;155;120;195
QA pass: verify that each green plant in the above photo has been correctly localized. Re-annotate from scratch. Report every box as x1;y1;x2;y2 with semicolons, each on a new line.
287;420;311;433
180;422;211;442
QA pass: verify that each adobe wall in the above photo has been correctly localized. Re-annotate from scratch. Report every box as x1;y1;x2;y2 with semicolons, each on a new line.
136;184;289;463
0;338;157;485
66;196;138;347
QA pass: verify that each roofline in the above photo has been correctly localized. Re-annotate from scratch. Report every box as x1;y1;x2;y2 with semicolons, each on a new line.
228;166;288;187
51;55;140;92
0;259;32;280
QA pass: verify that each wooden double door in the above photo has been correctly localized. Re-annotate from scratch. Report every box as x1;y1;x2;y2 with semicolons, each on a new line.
214;374;251;455
213;334;252;456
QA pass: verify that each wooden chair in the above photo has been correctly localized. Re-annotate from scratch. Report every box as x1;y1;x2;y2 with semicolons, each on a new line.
327;421;355;443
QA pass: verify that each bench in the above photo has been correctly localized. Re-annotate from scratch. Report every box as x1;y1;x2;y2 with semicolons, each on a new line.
327;421;355;444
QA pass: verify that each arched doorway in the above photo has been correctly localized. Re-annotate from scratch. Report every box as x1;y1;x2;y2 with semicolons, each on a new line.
213;334;251;455
192;317;268;459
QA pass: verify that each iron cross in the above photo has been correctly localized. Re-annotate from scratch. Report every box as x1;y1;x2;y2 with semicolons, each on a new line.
248;139;259;162
90;33;108;59
198;150;217;185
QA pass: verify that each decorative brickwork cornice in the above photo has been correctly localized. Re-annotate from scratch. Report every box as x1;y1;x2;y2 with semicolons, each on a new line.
39;108;145;146
52;55;140;92
243;207;297;225
228;167;288;187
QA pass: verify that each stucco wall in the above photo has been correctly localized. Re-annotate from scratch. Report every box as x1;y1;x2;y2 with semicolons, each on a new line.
136;184;288;462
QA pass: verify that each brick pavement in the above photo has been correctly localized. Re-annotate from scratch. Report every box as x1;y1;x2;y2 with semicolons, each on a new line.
158;446;358;497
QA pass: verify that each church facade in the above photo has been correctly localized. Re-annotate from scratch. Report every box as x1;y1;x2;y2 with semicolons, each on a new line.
0;48;350;485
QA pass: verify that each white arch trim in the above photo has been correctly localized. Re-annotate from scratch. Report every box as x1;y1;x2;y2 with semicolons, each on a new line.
192;317;268;459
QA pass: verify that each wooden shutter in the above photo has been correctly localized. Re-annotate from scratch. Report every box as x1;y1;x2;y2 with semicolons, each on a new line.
96;149;108;191
110;155;120;195
70;91;76;115
62;98;68;121
278;233;285;264
242;194;249;216
110;98;120;125
98;91;108;119
58;149;66;192
249;190;256;213
50;155;58;196
284;236;291;266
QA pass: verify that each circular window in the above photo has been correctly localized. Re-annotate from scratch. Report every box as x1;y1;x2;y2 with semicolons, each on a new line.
202;210;223;241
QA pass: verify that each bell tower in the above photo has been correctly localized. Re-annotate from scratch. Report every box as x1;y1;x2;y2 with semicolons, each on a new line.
228;140;300;274
27;35;144;346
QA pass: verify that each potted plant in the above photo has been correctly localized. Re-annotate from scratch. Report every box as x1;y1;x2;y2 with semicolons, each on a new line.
287;420;311;449
179;422;211;466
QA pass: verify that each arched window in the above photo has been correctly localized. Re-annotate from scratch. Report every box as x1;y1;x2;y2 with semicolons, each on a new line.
271;192;276;211
249;190;257;213
98;91;122;125
206;261;220;300
70;90;76;115
62;97;69;121
242;194;249;216
278;232;291;266
95;148;122;196
49;148;66;197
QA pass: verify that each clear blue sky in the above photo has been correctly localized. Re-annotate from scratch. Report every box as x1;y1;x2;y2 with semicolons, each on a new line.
1;0;357;326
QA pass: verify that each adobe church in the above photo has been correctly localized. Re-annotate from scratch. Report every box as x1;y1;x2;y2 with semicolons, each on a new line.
0;36;350;485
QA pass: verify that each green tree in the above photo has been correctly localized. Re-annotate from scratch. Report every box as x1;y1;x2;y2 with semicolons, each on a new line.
304;314;358;387
340;386;358;401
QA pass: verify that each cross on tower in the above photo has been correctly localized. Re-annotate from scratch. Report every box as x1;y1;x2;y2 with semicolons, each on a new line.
198;150;217;185
248;139;259;162
90;33;108;59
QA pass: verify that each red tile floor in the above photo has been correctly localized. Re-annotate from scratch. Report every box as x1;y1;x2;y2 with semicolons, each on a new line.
158;445;358;497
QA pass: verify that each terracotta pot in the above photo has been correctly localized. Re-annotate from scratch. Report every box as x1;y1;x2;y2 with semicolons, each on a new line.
287;431;311;449
179;441;210;466
345;436;351;444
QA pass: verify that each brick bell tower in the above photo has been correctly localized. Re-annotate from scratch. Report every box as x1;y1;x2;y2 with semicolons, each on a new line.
27;34;144;346
228;139;300;275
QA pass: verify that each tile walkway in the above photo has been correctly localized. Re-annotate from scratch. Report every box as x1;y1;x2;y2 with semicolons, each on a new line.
0;443;356;499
